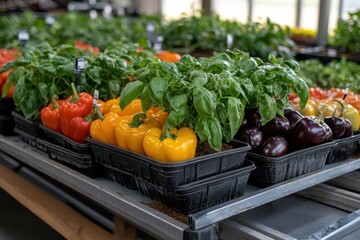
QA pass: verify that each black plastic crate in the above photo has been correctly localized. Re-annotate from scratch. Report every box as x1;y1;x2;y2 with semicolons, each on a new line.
87;137;251;191
248;141;336;188
136;160;255;214
13;127;48;153
39;124;91;154
36;138;97;178
0;114;15;135
0;97;15;114
326;134;360;164
12;111;43;138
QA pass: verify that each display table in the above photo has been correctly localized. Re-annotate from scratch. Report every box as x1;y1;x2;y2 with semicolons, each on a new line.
1;134;360;239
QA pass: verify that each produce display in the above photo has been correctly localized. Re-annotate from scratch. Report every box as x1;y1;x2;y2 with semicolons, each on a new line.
332;9;360;53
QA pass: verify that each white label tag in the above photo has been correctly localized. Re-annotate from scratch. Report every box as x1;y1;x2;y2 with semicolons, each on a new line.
18;30;29;42
93;89;99;106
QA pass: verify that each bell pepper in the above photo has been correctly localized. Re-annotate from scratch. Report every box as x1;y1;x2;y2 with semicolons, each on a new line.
68;105;103;143
156;51;181;63
334;99;360;132
40;95;64;133
115;113;161;155
146;107;168;127
110;98;143;116
59;83;93;137
103;98;119;115
143;127;197;162
90;112;121;146
299;100;316;116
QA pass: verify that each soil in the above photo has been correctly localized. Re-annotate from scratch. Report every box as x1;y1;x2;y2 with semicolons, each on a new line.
143;201;188;224
195;141;233;157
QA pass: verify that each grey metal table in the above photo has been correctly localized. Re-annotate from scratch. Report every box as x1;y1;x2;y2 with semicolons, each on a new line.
1;134;360;239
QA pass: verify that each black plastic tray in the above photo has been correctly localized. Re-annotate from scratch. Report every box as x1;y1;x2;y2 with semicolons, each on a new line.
39;124;91;154
87;137;251;191
36;138;97;178
247;141;336;188
326;134;360;164
0;97;15;114
136;160;255;214
12;111;43;138
13;127;48;153
0;114;15;135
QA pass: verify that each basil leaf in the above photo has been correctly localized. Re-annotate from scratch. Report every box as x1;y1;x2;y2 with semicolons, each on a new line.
108;80;120;99
293;78;309;109
166;110;187;131
120;81;144;110
238;58;258;72
169;94;188;112
190;70;207;86
227;97;244;142
140;89;152;112
207;116;222;151
193;86;216;117
259;94;277;125
87;66;101;84
149;77;166;107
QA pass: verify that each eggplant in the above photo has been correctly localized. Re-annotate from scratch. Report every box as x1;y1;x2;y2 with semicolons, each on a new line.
239;117;249;132
236;127;264;150
290;117;326;150
260;117;290;138
322;122;333;142
324;116;345;139
260;136;289;157
284;107;303;129
343;119;353;138
246;109;262;128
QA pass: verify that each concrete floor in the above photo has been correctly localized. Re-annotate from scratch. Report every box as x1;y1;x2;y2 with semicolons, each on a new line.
0;189;64;240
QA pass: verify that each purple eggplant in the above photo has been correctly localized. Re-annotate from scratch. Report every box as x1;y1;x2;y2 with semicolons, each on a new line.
324;116;345;139
236;127;264;150
246;109;262;128
260;136;289;157
342;119;353;138
239;117;249;132
322;122;333;142
284;107;303;129
290;117;326;150
260;117;290;138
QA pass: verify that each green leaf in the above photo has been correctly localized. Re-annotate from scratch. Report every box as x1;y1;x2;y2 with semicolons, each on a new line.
190;70;207;86
140;89;152;112
87;66;101;84
293;78;309;109
238;58;258;72
108;80;120;99
207;116;222;151
1;81;12;96
252;69;266;82
195;117;209;142
168;94;188;112
259;94;277;125
207;59;231;73
268;54;279;64
193;86;216;117
161;61;178;75
37;83;50;105
120;81;144;110
227;97;244;142
149;77;166;107
165;110;187;131
20;90;42;120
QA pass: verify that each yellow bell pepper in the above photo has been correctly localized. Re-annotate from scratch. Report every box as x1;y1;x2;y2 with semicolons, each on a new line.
103;98;119;115
143;127;197;162
146;107;168;127
299;100;316;116
110;98;143;116
334;99;360;132
90;112;122;146
115;113;162;155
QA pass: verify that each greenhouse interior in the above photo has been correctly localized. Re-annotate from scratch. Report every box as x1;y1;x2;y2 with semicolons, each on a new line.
2;0;360;239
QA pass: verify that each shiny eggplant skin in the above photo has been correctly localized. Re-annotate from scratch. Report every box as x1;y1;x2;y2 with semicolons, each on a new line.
324;116;345;139
322;122;333;142
284;108;303;129
246;109;262;128
260;136;289;157
239;117;249;132
343;119;353;138
290;117;326;150
236;127;264;150
260;117;290;138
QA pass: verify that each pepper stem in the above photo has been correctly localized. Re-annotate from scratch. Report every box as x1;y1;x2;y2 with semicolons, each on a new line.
333;99;345;117
51;95;60;110
129;112;147;128
69;82;79;103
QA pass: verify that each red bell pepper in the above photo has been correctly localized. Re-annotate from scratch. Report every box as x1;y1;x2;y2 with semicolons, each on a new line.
40;95;64;133
69;105;103;143
59;83;93;137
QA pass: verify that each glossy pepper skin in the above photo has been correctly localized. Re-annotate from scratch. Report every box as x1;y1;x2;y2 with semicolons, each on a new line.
41;95;64;133
60;83;93;137
69;117;91;143
343;104;360;132
115;113;161;155
90;112;121;146
143;127;197;162
146;107;168;127
103;98;119;115
110;98;143;116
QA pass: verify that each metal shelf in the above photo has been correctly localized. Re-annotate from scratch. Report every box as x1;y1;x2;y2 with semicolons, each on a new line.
1;134;360;239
